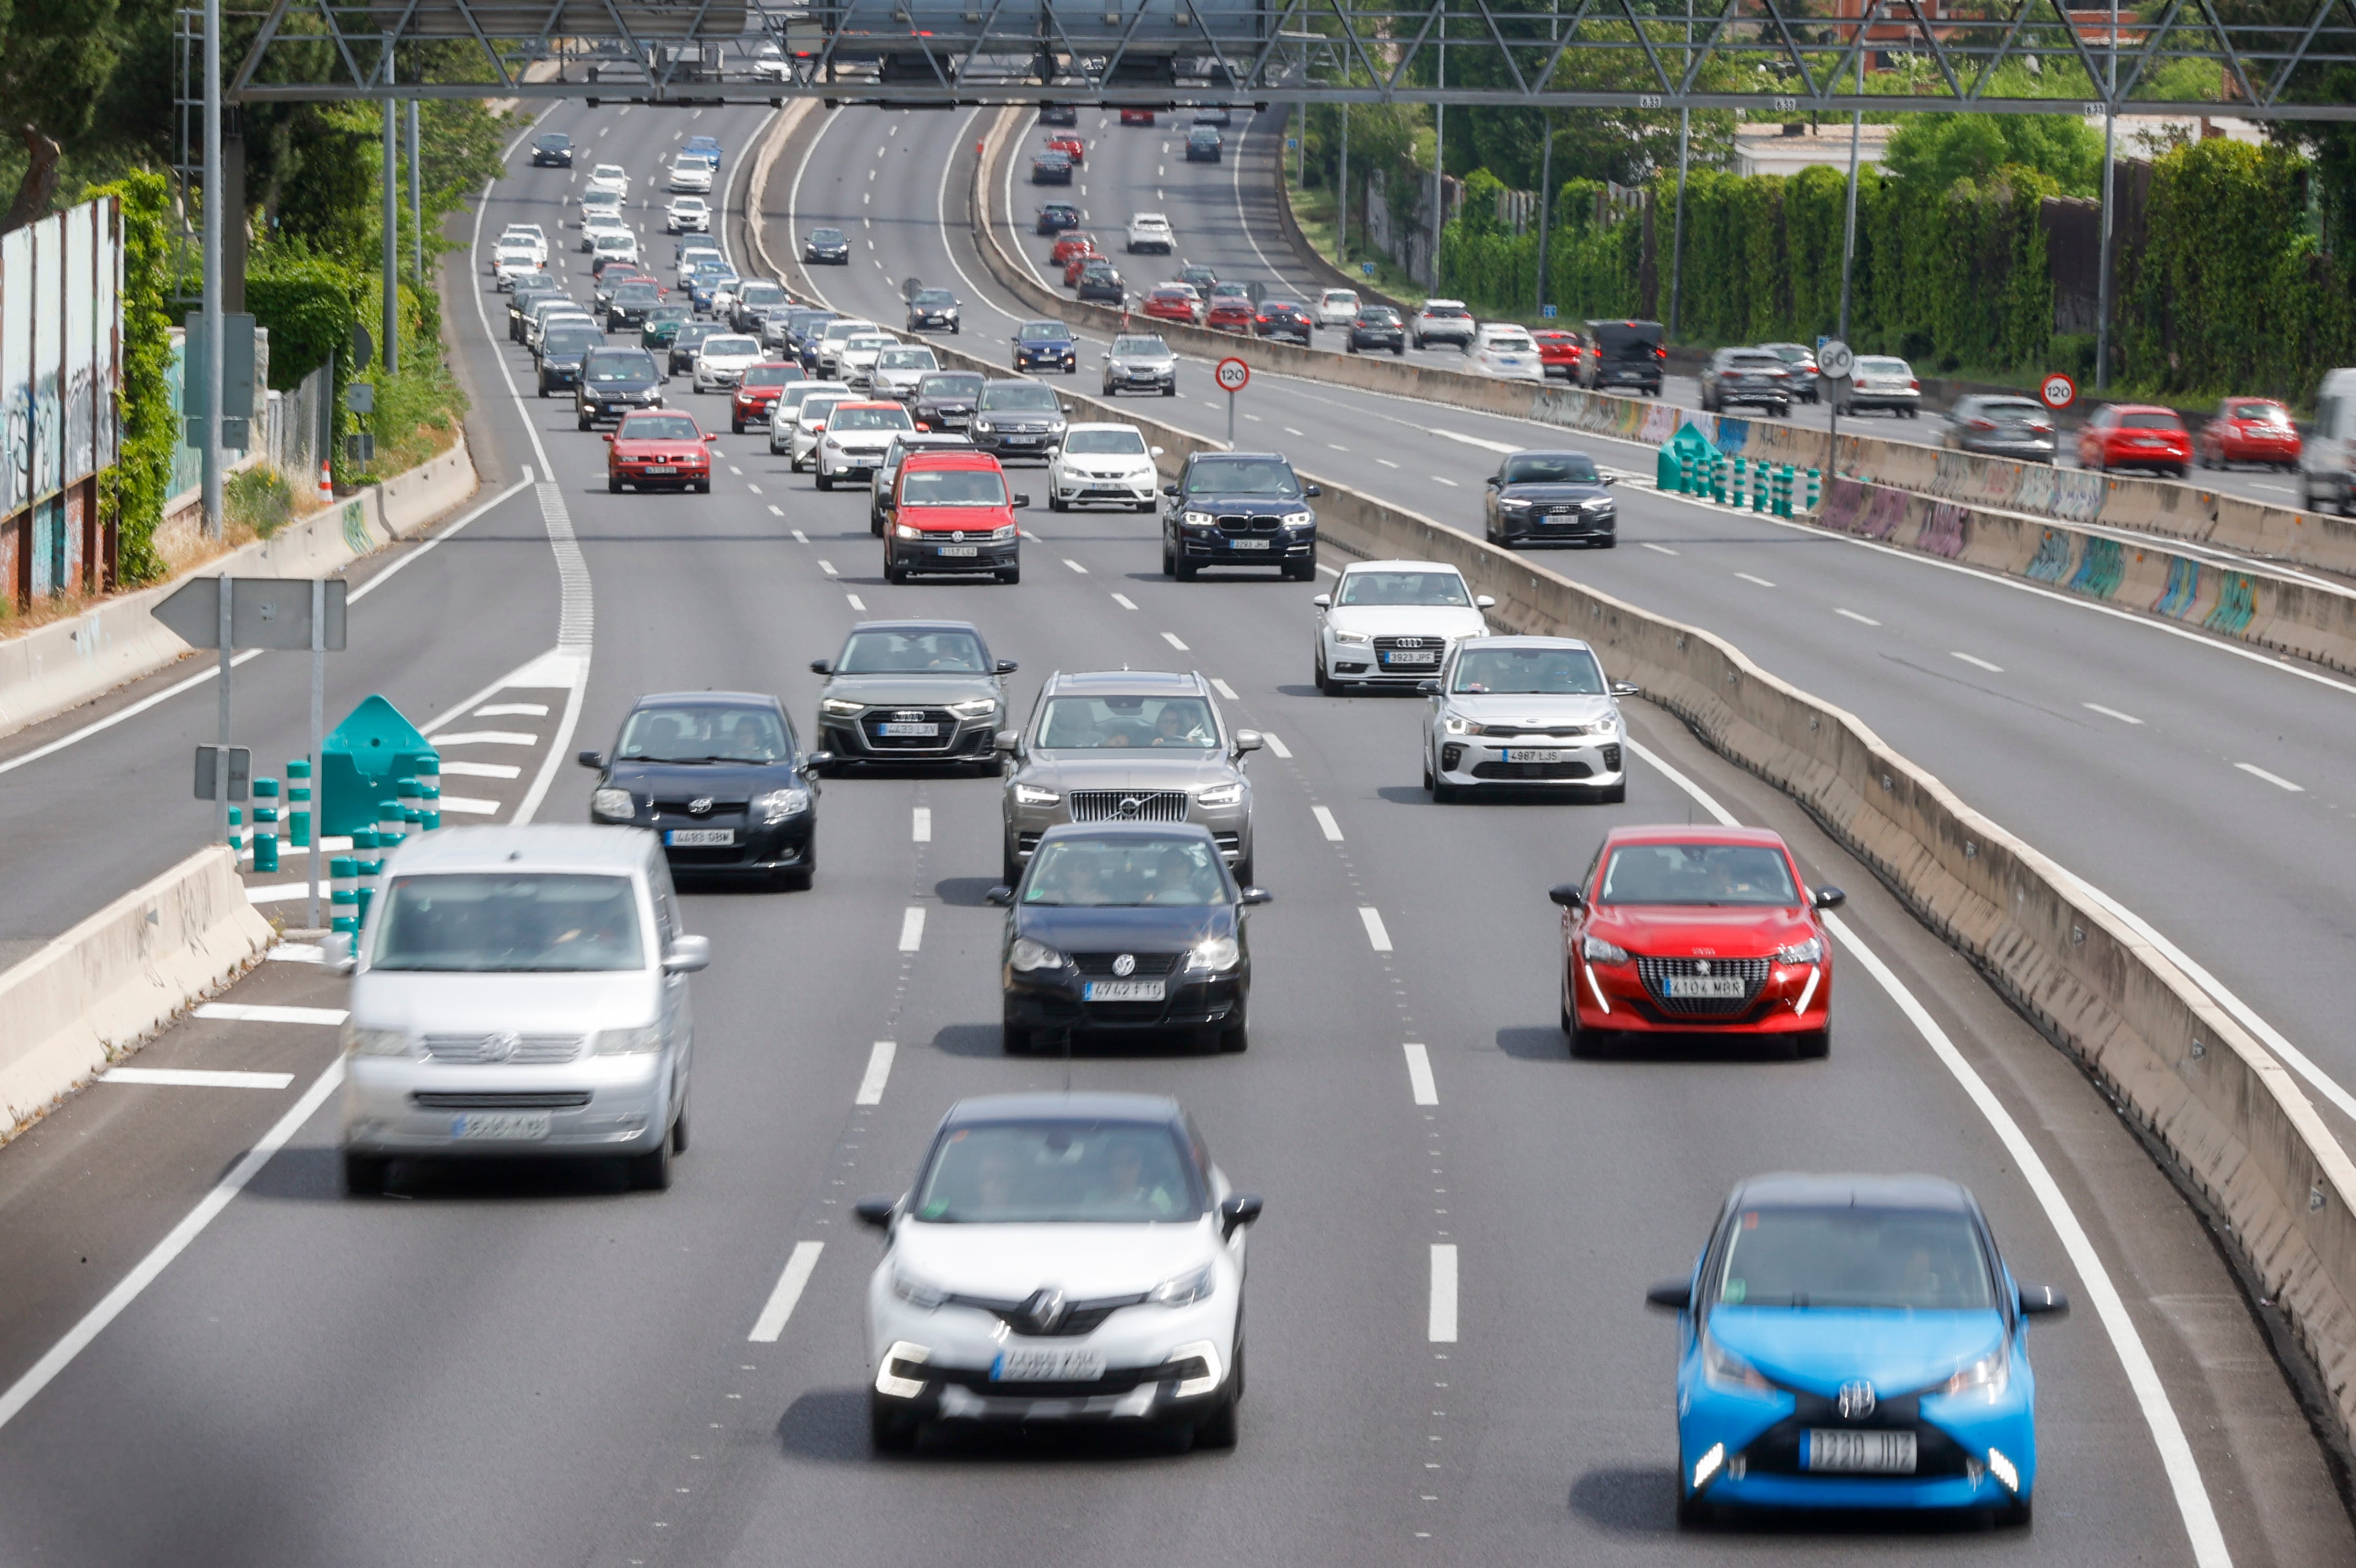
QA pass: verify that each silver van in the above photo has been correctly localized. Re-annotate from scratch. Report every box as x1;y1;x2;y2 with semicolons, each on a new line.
2301;367;2356;515
330;825;709;1195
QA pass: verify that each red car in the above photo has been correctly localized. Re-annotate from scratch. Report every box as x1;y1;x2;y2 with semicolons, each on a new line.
1044;133;1085;166
1204;296;1255;333
2076;404;2192;478
1050;232;1098;268
729;361;806;433
1063;248;1108;287
605;410;716;493
1142;284;1201;325
1548;825;1842;1058
1119;108;1155;126
886;449;1025;584
1533;329;1583;380
2196;397;2301;471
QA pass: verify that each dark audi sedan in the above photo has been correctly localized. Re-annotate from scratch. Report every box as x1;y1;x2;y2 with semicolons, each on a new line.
989;822;1269;1053
580;692;821;888
1347;306;1407;355
1484;449;1618;548
810;619;1015;770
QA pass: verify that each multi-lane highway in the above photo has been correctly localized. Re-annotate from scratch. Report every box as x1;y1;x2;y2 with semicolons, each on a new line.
0;98;2350;1565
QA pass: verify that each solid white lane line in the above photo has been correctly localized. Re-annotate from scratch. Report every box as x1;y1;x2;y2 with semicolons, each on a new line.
912;807;932;842
2083;702;2143;724
897;908;926;951
1063;557;1088;573
819;560;838;576
855;1040;897;1105
1403;1043;1438;1106
748;1242;825;1342
1623;736;2230;1567
1209;677;1238;699
1428;1244;1459;1342
432;729;538;747
0;1059;345;1436
1376;458;1399;468
1359;907;1394;951
2235;761;2302;791
1111;592;1138;609
267;945;323;963
1162;631;1190;650
1735;571;1775;588
473;702;550;717
1951;651;2004;672
1835;608;1881;626
437;796;500;815
1261;731;1292;758
193;1003;348;1026
846;594;866;610
1641;542;1679;556
103;1068;295;1089
439;760;523;779
1312;805;1343;841
1428;427;1520;454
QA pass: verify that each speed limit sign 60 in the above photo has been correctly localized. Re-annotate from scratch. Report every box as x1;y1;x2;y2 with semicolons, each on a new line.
1215;357;1250;393
2040;372;2078;410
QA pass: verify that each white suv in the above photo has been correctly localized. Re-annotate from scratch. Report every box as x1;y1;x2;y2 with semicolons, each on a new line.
1408;300;1477;351
1313;289;1361;330
1421;634;1630;803
1125;213;1175;255
1468;323;1543;382
665;196;710;235
584;163;630;200
668;160;714;194
1311;559;1493;694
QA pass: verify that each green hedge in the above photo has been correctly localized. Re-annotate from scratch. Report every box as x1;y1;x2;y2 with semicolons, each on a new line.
85;170;175;584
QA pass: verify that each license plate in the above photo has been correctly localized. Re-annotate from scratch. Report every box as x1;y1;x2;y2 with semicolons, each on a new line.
936;545;979;557
1381;650;1438;665
1806;1429;1917;1474
665;828;735;846
452;1111;550;1140
993;1348;1106;1382
879;722;940;736
1665;974;1747;998
1009;436;1043;445
1084;979;1165;1002
1230;537;1271;550
643;465;676;475
1503;748;1569;763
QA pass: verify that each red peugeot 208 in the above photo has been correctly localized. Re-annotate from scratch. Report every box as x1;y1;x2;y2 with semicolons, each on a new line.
1549;825;1843;1059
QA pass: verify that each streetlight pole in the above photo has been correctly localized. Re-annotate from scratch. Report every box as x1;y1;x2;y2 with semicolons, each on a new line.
1668;0;1692;337
2095;0;2118;390
1430;31;1446;294
1837;3;1875;344
199;0;223;540
1535;113;1554;317
381;42;400;379
409;99;424;290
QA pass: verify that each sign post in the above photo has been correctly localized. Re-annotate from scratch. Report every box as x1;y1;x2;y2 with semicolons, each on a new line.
1818;338;1855;453
1215;356;1250;446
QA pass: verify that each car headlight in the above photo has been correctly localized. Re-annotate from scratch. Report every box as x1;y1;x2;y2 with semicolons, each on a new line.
1013;782;1060;807
593;1024;664;1055
1441;712;1482;735
752;787;811;824
1185;935;1241;972
948;697;998;719
974;418;995;433
1333;629;1372;647
1183;510;1214;527
1941;1338;2011;1399
1146;1262;1217;1306
1773;935;1824;966
1585;497;1616;513
1009;936;1067;972
890;1268;949;1309
1701;1329;1775;1393
342;1025;414;1057
989;524;1018;541
1497;496;1533;510
1194;781;1243;809
894;523;922;540
591;787;636;820
1282;510;1314;527
1582;935;1630;965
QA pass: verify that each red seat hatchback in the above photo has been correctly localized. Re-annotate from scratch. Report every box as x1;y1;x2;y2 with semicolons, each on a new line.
2196;397;2301;471
886;449;1027;584
1548;825;1843;1059
2076;404;2191;479
605;410;716;493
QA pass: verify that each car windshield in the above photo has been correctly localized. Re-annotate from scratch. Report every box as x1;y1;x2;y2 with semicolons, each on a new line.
1037;694;1217;749
811;228;844;243
1338;570;1469;607
900;467;1009;505
1599;843;1799;907
593;236;633;253
910;1119;1205;1224
371;873;644;973
1066;428;1148;455
1184;459;1299;498
743;365;801;387
585;352;655;383
619;415;701;441
920;373;985;399
1358;308;1400;324
1485;331;1536;349
2121;411;2184;430
982;384;1063;411
740;283;786;304
877;349;935;369
1501;453;1600;484
537;134;569;149
612;283;659;301
837;628;989;672
2229;401;2287;422
1592;321;1662;357
675;325;717;348
1424;305;1471;320
1451;645;1605;694
831;406;915;432
617;703;791;763
801;395;854;422
646;305;690;323
1024;834;1228;906
543;330;602;356
1017;322;1068;342
1112;336;1170;356
1973;399;2045;420
702;336;759;357
1715;1207;1996;1311
914;290;956;308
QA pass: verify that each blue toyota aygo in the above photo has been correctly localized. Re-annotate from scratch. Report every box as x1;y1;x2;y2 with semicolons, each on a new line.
1648;1173;2068;1528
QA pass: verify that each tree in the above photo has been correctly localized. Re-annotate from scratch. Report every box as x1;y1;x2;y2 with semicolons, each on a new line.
0;0;124;228
1884;112;2102;197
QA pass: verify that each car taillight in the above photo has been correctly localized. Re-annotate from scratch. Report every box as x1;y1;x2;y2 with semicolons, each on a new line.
1909;379;1921;390
1967;417;1996;430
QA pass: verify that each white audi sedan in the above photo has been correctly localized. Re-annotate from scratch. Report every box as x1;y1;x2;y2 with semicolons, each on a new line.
1312;559;1492;694
856;1092;1261;1453
667;159;714;194
1422;634;1632;803
1048;422;1163;512
1468;322;1545;382
691;333;766;393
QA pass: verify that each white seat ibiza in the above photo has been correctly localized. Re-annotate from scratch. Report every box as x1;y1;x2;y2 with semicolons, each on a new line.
857;1092;1261;1452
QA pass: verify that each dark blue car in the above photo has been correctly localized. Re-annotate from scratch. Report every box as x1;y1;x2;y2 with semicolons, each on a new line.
578;691;821;889
682;135;723;171
1012;319;1077;374
1161;451;1321;581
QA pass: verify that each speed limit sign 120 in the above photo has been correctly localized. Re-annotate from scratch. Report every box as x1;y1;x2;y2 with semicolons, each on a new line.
1215;357;1250;393
2040;372;2077;410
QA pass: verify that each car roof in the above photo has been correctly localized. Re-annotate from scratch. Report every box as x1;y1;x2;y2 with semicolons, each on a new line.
941;1091;1184;1128
845;618;984;637
634;689;779;709
1343;558;1461;574
1188;450;1290;464
901;448;1003;471
1047;669;1206;695
1424;299;1467;309
1064;421;1145;433
2108;402;2181;415
1601;823;1791;850
384;823;653;876
1726;1172;1979;1214
1501;448;1598;462
1037;820;1221;848
1456;633;1597;653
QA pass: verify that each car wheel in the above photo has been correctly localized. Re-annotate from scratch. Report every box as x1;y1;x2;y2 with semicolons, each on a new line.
577;414;592;431
1194;1367;1241;1446
1002;1015;1033;1055
869;1393;920;1454
1565;1003;1609;1060
1675;1491;1712;1529
1315;651;1337;696
998;566;1021;584
1796;1026;1831;1059
626;1130;673;1191
1217;1012;1249;1054
1162;383;1176;397
884;558;907;585
671;1097;690;1153
536;382;548;399
1162;539;1176;576
1049;491;1067;512
1175;557;1199;581
342;1152;389;1196
815;471;832;491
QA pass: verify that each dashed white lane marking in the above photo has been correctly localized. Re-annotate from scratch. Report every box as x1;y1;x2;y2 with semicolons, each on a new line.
1262;731;1292;758
1950;651;2004;672
1312;805;1343;841
819;560;838;576
746;483;762;494
1835;607;1881;626
1327;442;1349;451
438;796;501;816
1640;542;1679;556
473;702;550;718
1162;631;1190;650
791;528;809;542
1427;427;1520;454
1063;557;1088;573
1359;906;1394;951
912;807;932;842
1111;592;1138;609
2235;761;2304;792
1209;677;1238;700
855;1040;897;1105
1428;1244;1459;1341
1317;561;1341;576
1430;475;1459;488
1283;426;1303;436
1735;571;1776;588
103;1068;295;1090
440;761;522;782
2084;702;2143;725
748;1242;825;1342
267;945;323;963
431;729;539;747
1377;458;1399;468
728;465;744;475
846;593;867;611
769;504;784;516
1020;529;1040;541
1243;413;1262;422
192;1003;348;1026
1403;1043;1438;1106
897;908;926;951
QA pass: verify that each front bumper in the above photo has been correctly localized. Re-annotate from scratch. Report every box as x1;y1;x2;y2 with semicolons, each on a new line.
694;367;746;391
1679;1376;2034;1516
973;428;1064;461
820;444;894;479
1958;436;2057;461
1568;952;1828;1036
1055;470;1158;505
1006;961;1247;1032
1436;732;1621;782
1177;525;1315;566
1494;504;1616;544
888;538;1019;575
1015;350;1078;373
822;712;1000;763
806;248;851;264
342;1051;673;1157
1105;365;1177;391
611;461;709;489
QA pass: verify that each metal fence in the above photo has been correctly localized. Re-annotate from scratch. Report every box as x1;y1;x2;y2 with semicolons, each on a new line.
266;362;332;490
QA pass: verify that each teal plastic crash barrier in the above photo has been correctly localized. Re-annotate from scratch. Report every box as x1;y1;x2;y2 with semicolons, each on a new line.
322;695;440;838
1657;422;1718;494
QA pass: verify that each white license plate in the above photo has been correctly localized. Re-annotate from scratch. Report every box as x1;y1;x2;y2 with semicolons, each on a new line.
1503;748;1570;764
879;722;939;737
1665;974;1747;998
1084;979;1166;1002
1229;537;1271;550
935;545;979;557
452;1111;550;1140
665;828;735;846
1806;1429;1917;1474
643;465;676;475
993;1347;1106;1382
1382;650;1438;665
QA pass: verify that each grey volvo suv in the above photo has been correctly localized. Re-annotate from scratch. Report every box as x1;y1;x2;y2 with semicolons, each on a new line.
998;670;1261;885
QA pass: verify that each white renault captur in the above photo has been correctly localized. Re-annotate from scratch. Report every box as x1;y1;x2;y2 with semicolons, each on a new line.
1312;559;1493;694
1468;321;1544;382
856;1092;1262;1453
1048;422;1163;511
330;825;710;1195
584;162;631;200
1422;634;1636;803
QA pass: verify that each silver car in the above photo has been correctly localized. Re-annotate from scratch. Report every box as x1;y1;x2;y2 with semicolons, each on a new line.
812;619;1016;770
1100;333;1179;397
330;825;710;1194
769;379;851;456
999;670;1261;884
870;344;940;401
1422;635;1636;803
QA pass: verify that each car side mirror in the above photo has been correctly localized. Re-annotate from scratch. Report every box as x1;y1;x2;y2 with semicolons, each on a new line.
1013;494;1032;508
1484;474;1500;486
662;934;712;974
809;659;832;674
1163;482;1180;496
804;751;834;771
995;659;1019;675
703;432;718;442
853;1194;898;1231
1150;445;1164;457
1548;882;1586;909
1811;886;1846;910
984;885;1014;906
2018;1283;2070;1318
1609;681;1640;698
1474;595;1496;609
1239;886;1272;905
1310;592;1332;608
1232;729;1263;753
1645;1278;1692;1312
321;930;356;976
602;433;614;442
1302;482;1322;497
1219;1192;1264;1238
993;729;1020;753
577;749;607;769
1416;679;1440;696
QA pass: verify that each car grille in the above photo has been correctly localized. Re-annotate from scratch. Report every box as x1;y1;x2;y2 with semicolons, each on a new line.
411;1090;593;1109
1483;723;1597;739
654;797;747;818
1068;789;1190;823
859;708;958;752
1215;514;1278;534
1073;951;1184;976
1636;956;1769;1016
1471;758;1595;780
1212;832;1241;858
420;1034;585;1065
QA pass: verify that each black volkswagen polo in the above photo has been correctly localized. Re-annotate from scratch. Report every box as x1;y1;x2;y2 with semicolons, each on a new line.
988;823;1268;1054
579;692;823;889
1161;451;1321;581
1482;448;1618;549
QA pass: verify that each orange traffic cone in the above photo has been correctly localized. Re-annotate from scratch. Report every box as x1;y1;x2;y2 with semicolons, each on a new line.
317;459;334;503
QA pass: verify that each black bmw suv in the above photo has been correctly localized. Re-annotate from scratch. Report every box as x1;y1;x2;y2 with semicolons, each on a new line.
580;691;822;889
1161;452;1321;581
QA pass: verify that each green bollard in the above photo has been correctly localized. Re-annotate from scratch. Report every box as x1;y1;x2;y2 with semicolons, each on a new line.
252;779;281;874
331;854;360;934
418;783;442;832
285;759;313;849
352;829;381;930
1806;468;1821;514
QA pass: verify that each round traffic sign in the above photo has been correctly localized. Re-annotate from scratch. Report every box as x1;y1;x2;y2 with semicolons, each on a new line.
2040;372;2078;410
1215;357;1250;393
1817;338;1854;380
